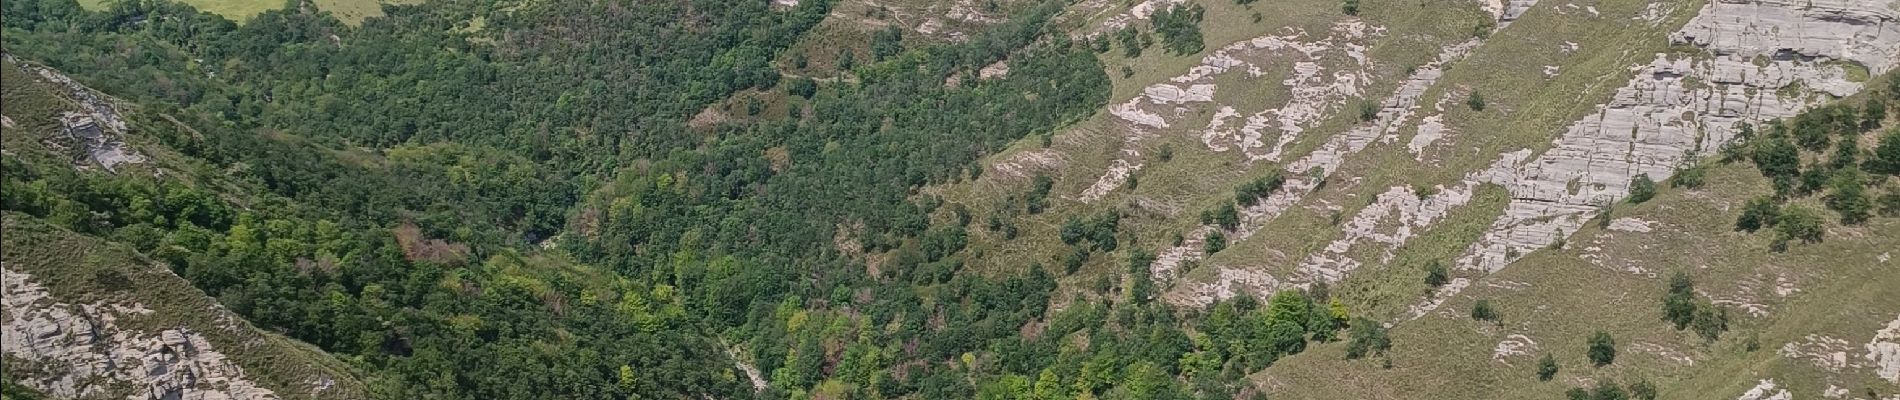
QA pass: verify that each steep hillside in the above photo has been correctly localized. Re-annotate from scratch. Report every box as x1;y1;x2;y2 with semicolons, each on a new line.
1;54;368;399
928;0;1900;395
5;0;1900;398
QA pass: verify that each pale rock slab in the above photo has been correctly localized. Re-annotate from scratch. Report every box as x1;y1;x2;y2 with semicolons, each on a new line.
1779;334;1856;371
1492;334;1539;364
1088;21;1385;204
1452;0;1900;278
2;268;279;400
1869;313;1900;383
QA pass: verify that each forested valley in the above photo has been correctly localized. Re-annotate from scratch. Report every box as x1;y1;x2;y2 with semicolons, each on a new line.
0;0;1360;398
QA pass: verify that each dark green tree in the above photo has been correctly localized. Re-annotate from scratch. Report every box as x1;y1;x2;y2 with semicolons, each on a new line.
1587;331;1616;367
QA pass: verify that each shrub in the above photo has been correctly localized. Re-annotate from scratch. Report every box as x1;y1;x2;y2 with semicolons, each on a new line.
1587;331;1617;366
1774;205;1825;245
1868;128;1900;175
1344;318;1390;359
1663;271;1696;329
1470;299;1498;322
1466;92;1486;111
1423;260;1449;288
1151;4;1206;55
1628;174;1657;204
1628;379;1657;400
1211;203;1241;231
1753;136;1801;179
1566;388;1590;400
1671;164;1705;188
1234;172;1285;206
1825;167;1872;224
787;77;817;98
1592;381;1629;400
1204;230;1227;254
1735;196;1780;232
1536;353;1559;381
1691;299;1730;342
1340;0;1360;15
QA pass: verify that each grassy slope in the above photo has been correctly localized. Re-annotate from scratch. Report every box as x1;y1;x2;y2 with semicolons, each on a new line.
1200;0;1703;319
1258;160;1900;399
928;0;1489;291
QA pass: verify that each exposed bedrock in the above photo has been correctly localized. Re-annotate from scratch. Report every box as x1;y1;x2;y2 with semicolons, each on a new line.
2;267;280;400
1455;0;1900;275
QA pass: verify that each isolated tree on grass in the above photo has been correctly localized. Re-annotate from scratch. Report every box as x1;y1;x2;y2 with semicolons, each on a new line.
1423;260;1450;288
1587;331;1617;367
1735;196;1780;232
1662;271;1696;329
1536;353;1559;381
1471;299;1499;322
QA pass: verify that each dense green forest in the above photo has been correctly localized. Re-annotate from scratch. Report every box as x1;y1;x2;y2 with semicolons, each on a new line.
1;0;1341;398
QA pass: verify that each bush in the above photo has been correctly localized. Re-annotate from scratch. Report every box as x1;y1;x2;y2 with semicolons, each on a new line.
1662;271;1696;329
1340;0;1359;15
1869;129;1900;175
1774;205;1825;245
1566;388;1590;400
1063;246;1088;275
787;77;817;99
1234;172;1285;206
1466;92;1486;111
1344;318;1390;359
1210;203;1240;230
1423;260;1449;288
1628;379;1657;400
1587;331;1617;366
1627;174;1657;204
1825;168;1872;224
1671;164;1706;189
1591;381;1629;400
1536;353;1559;381
1204;230;1227;254
1151;4;1205;55
1753;136;1801;179
1735;196;1780;232
1691;299;1730;342
1470;299;1498;321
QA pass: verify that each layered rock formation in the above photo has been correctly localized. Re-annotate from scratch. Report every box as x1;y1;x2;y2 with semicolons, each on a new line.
2;267;278;400
1452;0;1900;276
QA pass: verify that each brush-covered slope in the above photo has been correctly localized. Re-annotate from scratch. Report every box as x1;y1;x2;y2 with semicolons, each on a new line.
1;54;369;399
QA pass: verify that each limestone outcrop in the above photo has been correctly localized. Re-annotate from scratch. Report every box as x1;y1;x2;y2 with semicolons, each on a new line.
1451;0;1900;276
2;267;279;400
